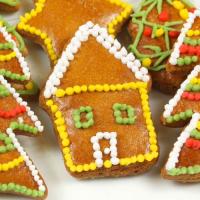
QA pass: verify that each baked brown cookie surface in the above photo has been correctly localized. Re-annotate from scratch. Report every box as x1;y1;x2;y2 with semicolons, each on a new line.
128;0;194;94
0;0;20;12
0;17;38;98
0;75;47;199
162;113;200;182
40;22;159;179
17;0;133;64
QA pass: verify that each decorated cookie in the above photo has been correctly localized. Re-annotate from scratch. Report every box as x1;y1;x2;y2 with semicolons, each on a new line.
0;17;38;97
162;113;200;182
0;0;20;12
40;22;159;179
163;9;200;91
17;0;133;64
162;65;200;127
128;0;195;94
0;75;47;198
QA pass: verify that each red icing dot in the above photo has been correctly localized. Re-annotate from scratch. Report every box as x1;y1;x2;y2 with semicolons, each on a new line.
189;8;196;13
180;44;188;54
143;27;152;37
195;93;200;100
169;31;180;38
188;46;196;55
158;11;169;22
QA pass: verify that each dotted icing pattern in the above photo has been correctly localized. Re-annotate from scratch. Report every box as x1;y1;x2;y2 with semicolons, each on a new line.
163;65;200;124
169;9;200;66
17;0;133;64
0;75;46;198
166;113;200;176
46;82;158;172
43;22;158;173
129;0;194;71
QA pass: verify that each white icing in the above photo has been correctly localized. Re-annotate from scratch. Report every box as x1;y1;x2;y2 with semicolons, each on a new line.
169;9;200;65
0;26;31;79
165;113;200;170
43;21;150;98
90;132;119;168
163;65;200;118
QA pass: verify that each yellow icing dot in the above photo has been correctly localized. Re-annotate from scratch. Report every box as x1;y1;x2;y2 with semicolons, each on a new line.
65;87;74;95
142;58;152;68
179;9;189;20
73;86;81;94
172;1;184;10
145;153;153;161
46;100;53;106
137;154;145;162
51;105;58;113
89;163;97;170
55;89;65;97
25;81;33;90
155;28;164;37
104;160;112;168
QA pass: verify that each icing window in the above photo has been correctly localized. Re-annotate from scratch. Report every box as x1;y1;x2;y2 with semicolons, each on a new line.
113;103;136;125
72;106;94;129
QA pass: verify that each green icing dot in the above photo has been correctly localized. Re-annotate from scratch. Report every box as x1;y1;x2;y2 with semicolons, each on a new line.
177;58;184;66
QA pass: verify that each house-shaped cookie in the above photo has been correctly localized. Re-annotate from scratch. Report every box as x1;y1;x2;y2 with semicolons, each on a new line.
0;75;47;199
0;17;38;97
162;64;200;127
41;21;159;179
162;113;200;182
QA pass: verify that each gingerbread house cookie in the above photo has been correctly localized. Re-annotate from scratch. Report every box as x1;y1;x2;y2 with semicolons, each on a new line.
162;65;200;127
128;0;195;94
17;0;133;64
162;113;200;182
0;17;38;98
0;0;20;12
0;75;47;198
40;22;159;179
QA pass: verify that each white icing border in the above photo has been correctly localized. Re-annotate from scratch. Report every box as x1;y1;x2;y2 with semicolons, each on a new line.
163;64;200;118
165;113;200;170
0;75;45;192
169;9;200;65
44;21;150;98
0;26;31;79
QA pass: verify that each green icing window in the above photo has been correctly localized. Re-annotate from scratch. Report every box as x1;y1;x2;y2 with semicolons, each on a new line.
72;106;94;129
113;103;136;125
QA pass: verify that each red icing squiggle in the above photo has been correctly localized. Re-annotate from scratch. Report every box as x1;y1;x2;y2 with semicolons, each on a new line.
186;138;200;150
0;105;26;118
182;91;200;101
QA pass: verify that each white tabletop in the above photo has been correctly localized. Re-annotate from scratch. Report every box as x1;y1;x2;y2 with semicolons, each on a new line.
2;0;200;199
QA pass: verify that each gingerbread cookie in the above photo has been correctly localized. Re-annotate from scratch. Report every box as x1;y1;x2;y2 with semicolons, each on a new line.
128;0;195;94
162;65;200;127
0;17;38;98
17;0;133;64
0;75;47;198
0;0;20;12
162;113;200;182
40;22;159;179
163;8;200;91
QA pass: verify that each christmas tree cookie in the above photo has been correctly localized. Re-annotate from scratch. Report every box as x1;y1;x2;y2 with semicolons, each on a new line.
40;22;159;179
0;75;47;198
128;0;195;94
165;9;200;91
0;17;38;97
0;0;20;12
162;65;200;127
162;113;200;182
17;0;133;64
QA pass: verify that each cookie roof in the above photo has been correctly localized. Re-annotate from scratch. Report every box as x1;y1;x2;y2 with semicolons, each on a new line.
44;22;150;99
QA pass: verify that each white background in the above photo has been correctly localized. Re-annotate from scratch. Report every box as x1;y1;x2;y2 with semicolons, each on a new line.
2;0;200;199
